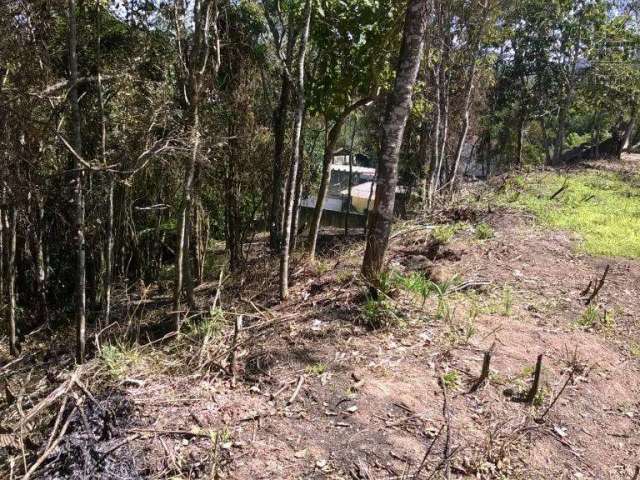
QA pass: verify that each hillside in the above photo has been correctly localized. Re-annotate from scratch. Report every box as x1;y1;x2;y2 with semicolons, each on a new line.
2;160;639;479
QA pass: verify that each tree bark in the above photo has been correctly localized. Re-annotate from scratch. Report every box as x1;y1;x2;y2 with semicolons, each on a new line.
362;0;428;284
173;0;218;330
516;111;525;166
290;109;307;250
269;32;295;252
621;103;638;154
280;0;311;300
29;196;47;324
68;0;86;363
553;102;567;164
7;205;17;356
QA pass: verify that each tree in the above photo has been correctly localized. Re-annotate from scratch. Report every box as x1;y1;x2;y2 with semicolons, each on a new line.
67;0;87;363
172;0;220;331
362;0;429;285
280;0;312;300
305;0;400;260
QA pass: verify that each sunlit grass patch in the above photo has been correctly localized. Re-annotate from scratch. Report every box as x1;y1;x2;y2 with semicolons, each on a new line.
100;342;142;378
500;170;640;258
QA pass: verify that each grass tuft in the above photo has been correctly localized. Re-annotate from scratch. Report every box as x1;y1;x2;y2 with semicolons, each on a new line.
474;222;494;240
100;342;141;379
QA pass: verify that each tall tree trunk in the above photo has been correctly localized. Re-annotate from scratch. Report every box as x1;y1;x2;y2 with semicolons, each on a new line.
427;64;442;208
105;179;114;323
269;34;295;252
290;109;307;250
516;111;525;166
0;202;4;315
96;0;114;326
449;68;477;191
541;116;552;165
553;102;567;164
362;0;428;284
306;123;339;260
173;0;218;330
68;0;86;363
7;205;17;356
364;169;377;236
225;130;243;272
174;115;198;329
280;0;311;300
621;103;638;154
29;196;47;324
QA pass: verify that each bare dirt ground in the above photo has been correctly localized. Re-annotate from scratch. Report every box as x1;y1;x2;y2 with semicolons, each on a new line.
2;165;640;479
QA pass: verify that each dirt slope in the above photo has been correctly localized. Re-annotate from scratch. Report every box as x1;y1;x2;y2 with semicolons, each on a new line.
2;180;640;480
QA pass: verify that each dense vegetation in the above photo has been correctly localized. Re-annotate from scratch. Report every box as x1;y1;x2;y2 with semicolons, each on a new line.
1;0;639;360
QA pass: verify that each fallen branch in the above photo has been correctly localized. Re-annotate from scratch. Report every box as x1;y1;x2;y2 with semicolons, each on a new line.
127;428;214;437
98;433;140;460
21;369;80;427
535;368;575;423
468;348;493;393
22;406;77;480
287;375;305;405
413;425;445;478
439;375;453;479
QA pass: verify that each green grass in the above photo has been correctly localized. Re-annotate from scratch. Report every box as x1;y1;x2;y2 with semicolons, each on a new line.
305;363;328;376
500;171;640;258
474;222;494;240
100;342;141;378
361;295;399;329
441;371;460;390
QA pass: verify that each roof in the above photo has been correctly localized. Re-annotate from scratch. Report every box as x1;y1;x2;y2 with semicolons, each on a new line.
330;164;376;174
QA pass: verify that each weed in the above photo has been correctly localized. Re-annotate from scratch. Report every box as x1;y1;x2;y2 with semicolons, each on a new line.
336;270;354;283
501;285;513;316
630;343;640;358
187;306;224;342
101;342;141;378
305;363;327;376
436;296;453;322
441;370;460;390
395;271;431;305
377;270;398;297
475;222;494;240
444;320;476;347
468;301;481;322
532;386;550;407
574;305;616;332
315;259;332;275
432;224;461;244
361;296;398;329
